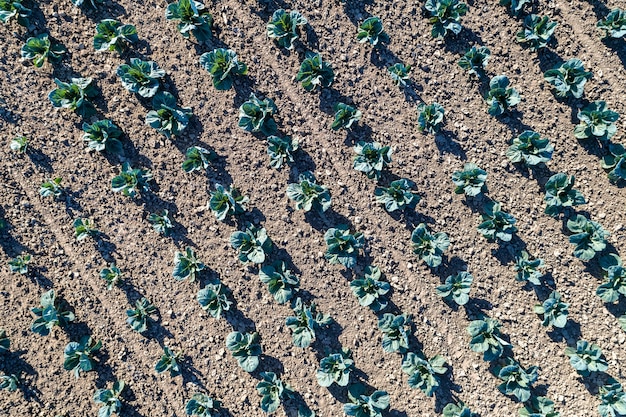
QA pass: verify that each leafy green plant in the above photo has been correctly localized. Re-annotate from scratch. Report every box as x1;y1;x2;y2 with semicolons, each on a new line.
344;385;390;417
111;162;153;198
544;173;586;217
477;200;517;242
513;251;545;285
145;91;193;138
485;75;521;116
259;261;300;304
0;0;30;26
0;374;18;392
378;313;411;353
155;346;182;376
165;0;213;43
117;58;165;98
10;136;28;153
226;331;261;372
21;34;66;67
564;340;608;376
197;281;232;319
230;224;273;264
0;329;9;353
48;77;98;118
417;102;445;134
100;263;123;289
410;223;450;268
597;9;626;38
467;317;509;361
126;298;156;333
208;183;248;221
256;372;294;413
519;396;560;417
238;93;278;136
357;16;389;46
436;271;473;306
499;0;529;15
266;9;307;50
287;171;331;213
496;358;538;402
93;19;137;53
458;46;490;77
388;63;411;86
401;352;447;396
71;0;103;9
316;350;354;387
74;218;98;241
544;59;592;99
93;380;125;417
596;263;626;303
566;214;609;261
574;100;619;142
533;291;569;328
64;336;102;378
296;52;334;91
182;146;214;173
324;225;364;268
199;49;248;91
267;135;298;169
173;247;205;282
602;143;626;183
598;381;626;417
82;119;123;154
8;253;31;274
517;15;557;51
443;401;478;417
350;265;390;312
506;130;554;166
148;210;174;236
286;297;331;348
332;102;362;130
374;178;420;212
31;289;75;336
353;141;392;181
452;163;487;196
424;0;468;38
185;393;222;417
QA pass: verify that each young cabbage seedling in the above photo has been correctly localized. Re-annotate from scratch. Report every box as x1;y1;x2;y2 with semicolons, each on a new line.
564;340;608;376
0;374;18;392
73;218;99;241
64;336;102;378
197;281;232;319
296;52;334;91
574;100;619;142
519;396;560;417
410;223;450;268
259;261;300;304
602;143;626;183
126;297;157;333
230;224;273;264
48;77;99;118
496;358;539;402
256;372;294;414
182;146;214;173
401;352;448;396
30;289;75;336
185;393;222;417
286;171;331;213
316;349;354;387
165;0;213;43
506;130;554;166
350;265;390;312
199;48;248;90
485;75;520;116
93;380;125;417
10;136;28;153
517;15;557;51
597;9;626;38
93;19;138;53
425;0;468;38
344;384;390;417
377;313;411;353
332;102;362;130
452;163;487;197
266;9;307;50
596;261;626;303
117;58;166;98
499;0;529;15
566;214;609;261
208;183;248;221
598;381;626;417
458;46;490;77
324;225;364;268
173;247;205;282
513;250;545;285
534;291;569;328
477;200;517;242
467;317;509;361
155;346;182;376
145;91;193;138
238;93;278;136
8;254;31;274
436;271;473;306
267;135;298;169
71;0;103;9
225;331;261;372
353;141;392;181
100;263;123;289
82;119;123;154
357;16;389;46
286;297;331;348
388;63;411;86
0;0;30;26
111;162;153;198
21;34;66;67
543;173;585;217
544;59;592;99
417;102;445;133
374;178;420;212
442;401;478;417
148;210;174;236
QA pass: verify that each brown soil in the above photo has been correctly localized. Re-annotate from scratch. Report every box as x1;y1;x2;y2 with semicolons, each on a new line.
1;0;625;416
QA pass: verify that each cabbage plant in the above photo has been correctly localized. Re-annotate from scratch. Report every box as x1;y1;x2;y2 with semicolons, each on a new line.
126;297;156;333
467;317;509;361
357;16;389;46
208;183;248;221
485;75;520;116
533;291;569;328
185;393;222;417
64;336;102;378
544;59;592;99
566;214;609;261
259;261;299;304
230;224;273;264
93;19;138;53
452;163;487;196
267;135;298;169
597;9;626;38
226;332;261;372
374;178;420;212
543;173;585;217
316;350;353;387
602;143;626;183
477;200;517;242
145;92;193;138
0;0;30;26
350;265;390;311
332;102;361;130
183;146;214;173
199;48;248;90
344;385;389;417
48;77;98;118
425;0;468;38
266;9;307;50
117;58;166;98
296;52;334;91
256;372;294;413
513;250;545;285
417;102;445;133
401;352;447;396
353;141;392;180
378;313;411;353
166;0;213;43
94;380;125;417
155;346;182;376
499;0;529;15
324;225;364;268
436;271;473;306
496;358;538;402
519;396;560;417
21;34;66;67
286;298;331;348
286;171;331;213
516;15;557;51
30;289;75;336
506;130;554;166
564;340;608;376
388;63;411;86
574;100;619;142
82;119;123;154
411;223;450;268
458;46;490;77
238;93;278;136
197;281;232;319
111;163;153;198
